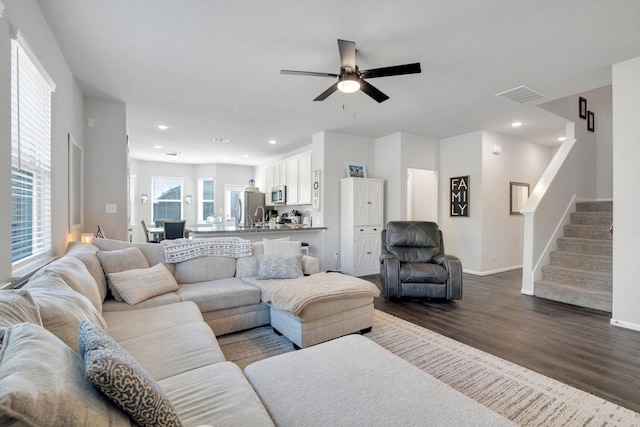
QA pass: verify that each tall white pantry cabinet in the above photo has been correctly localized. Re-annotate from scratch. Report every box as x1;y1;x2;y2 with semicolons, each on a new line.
340;178;384;276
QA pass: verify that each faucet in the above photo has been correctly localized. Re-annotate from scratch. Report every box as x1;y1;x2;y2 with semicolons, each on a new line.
254;206;265;227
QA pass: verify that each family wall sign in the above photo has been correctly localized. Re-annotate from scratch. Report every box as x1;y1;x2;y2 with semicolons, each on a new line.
450;176;469;217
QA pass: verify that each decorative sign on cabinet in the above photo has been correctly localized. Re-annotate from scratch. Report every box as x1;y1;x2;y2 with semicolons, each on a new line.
340;178;384;276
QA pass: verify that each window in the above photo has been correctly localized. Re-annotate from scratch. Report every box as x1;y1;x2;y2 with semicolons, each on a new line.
197;178;214;222
152;177;182;221
11;33;55;267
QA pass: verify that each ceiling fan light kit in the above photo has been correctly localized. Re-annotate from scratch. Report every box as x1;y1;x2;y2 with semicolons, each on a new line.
281;39;421;103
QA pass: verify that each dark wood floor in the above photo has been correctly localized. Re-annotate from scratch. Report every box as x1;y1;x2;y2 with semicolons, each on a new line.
364;270;640;413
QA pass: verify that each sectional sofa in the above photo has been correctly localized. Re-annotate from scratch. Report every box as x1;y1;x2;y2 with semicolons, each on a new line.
0;238;514;426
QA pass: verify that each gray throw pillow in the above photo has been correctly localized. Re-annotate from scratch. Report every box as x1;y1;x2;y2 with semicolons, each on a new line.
78;321;182;427
258;254;303;280
0;323;129;427
97;247;150;301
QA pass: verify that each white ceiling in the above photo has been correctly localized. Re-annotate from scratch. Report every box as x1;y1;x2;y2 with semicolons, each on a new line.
37;0;640;166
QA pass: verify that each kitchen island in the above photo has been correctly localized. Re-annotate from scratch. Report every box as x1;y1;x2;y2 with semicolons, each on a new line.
187;225;328;261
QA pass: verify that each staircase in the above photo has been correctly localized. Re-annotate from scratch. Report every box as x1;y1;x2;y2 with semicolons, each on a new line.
534;201;612;312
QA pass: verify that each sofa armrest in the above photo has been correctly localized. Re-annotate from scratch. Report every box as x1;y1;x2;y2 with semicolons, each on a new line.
301;255;320;275
432;253;463;299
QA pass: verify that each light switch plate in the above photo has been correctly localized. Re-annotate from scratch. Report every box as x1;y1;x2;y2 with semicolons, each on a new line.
106;204;117;213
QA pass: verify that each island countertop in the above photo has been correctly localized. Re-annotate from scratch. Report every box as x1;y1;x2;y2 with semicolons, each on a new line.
187;225;326;236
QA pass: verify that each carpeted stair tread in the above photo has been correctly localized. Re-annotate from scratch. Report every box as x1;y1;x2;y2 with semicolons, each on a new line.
563;224;612;240
557;237;612;256
541;265;612;291
569;211;613;226
575;200;612;213
549;250;612;273
534;280;612;312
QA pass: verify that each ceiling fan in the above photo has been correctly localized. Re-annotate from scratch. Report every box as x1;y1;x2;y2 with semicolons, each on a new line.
280;39;421;103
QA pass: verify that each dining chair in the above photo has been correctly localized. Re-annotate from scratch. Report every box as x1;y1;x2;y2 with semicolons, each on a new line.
140;219;159;243
163;220;186;240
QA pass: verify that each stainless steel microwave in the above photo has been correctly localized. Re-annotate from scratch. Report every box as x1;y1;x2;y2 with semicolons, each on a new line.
271;185;286;205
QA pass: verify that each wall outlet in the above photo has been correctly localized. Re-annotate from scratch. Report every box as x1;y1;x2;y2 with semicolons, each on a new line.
106;204;117;213
334;252;340;259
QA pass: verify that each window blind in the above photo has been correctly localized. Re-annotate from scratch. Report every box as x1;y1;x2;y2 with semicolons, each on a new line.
11;32;55;266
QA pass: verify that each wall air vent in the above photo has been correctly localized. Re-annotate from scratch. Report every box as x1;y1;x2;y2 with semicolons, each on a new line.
495;85;547;104
166;151;179;157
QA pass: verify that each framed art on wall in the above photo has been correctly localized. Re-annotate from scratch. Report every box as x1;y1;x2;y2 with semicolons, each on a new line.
346;162;367;178
579;97;587;119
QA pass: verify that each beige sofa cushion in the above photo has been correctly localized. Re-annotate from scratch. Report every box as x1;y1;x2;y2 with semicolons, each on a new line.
0;323;130;427
236;241;320;277
108;263;179;305
97;246;150;301
102;291;182;312
65;241;109;302
173;256;236;284
78;321;182;427
176;278;261;312
263;239;301;257
159;363;274;427
0;289;42;328
23;274;107;353
31;256;103;311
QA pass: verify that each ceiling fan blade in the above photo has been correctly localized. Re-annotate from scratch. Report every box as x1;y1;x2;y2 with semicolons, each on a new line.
314;82;339;101
359;63;421;79
359;79;389;103
281;70;338;78
337;39;356;71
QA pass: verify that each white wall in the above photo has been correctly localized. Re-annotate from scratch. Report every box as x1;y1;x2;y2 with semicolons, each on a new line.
481;132;553;273
84;98;128;241
611;56;640;331
439;130;552;275
0;0;85;282
314;131;375;271
440;131;484;273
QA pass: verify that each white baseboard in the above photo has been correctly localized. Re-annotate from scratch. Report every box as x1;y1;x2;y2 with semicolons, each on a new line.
463;265;522;277
610;318;640;332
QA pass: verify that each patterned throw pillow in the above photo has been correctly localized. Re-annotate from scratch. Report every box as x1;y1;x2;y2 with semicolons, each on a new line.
107;263;179;305
258;254;303;280
78;321;182;427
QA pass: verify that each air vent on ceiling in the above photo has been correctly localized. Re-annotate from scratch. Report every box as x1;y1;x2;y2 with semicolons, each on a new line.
495;85;547;104
166;151;179;157
212;137;230;144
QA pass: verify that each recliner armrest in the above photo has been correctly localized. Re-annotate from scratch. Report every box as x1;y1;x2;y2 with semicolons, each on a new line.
432;253;463;299
380;257;400;299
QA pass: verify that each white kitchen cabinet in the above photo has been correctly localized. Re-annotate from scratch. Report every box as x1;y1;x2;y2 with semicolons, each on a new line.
297;152;312;204
340;178;384;276
265;165;274;194
286;158;298;204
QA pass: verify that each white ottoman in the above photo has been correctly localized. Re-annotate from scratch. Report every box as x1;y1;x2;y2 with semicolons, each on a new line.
244;335;516;427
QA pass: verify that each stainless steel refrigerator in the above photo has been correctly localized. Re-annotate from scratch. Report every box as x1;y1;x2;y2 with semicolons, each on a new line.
236;191;265;227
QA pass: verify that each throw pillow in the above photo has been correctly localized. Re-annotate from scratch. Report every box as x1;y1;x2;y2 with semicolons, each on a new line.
263;239;301;257
108;263;179;305
97;247;150;301
258;254;303;280
78;321;182;427
23;274;108;353
0;289;42;328
0;323;129;427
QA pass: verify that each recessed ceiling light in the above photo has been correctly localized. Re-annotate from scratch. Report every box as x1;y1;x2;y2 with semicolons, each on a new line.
242;154;249;158
557;137;567;142
269;140;277;145
212;137;230;144
157;125;168;130
153;145;163;149
511;121;523;127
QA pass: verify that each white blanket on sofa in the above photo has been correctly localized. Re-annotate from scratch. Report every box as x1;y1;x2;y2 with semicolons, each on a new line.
161;237;252;263
253;272;381;316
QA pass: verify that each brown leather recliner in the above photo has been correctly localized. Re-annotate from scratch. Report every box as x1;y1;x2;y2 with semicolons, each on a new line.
380;221;462;300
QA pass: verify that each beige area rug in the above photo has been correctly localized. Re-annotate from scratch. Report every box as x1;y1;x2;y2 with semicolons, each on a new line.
218;310;640;427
